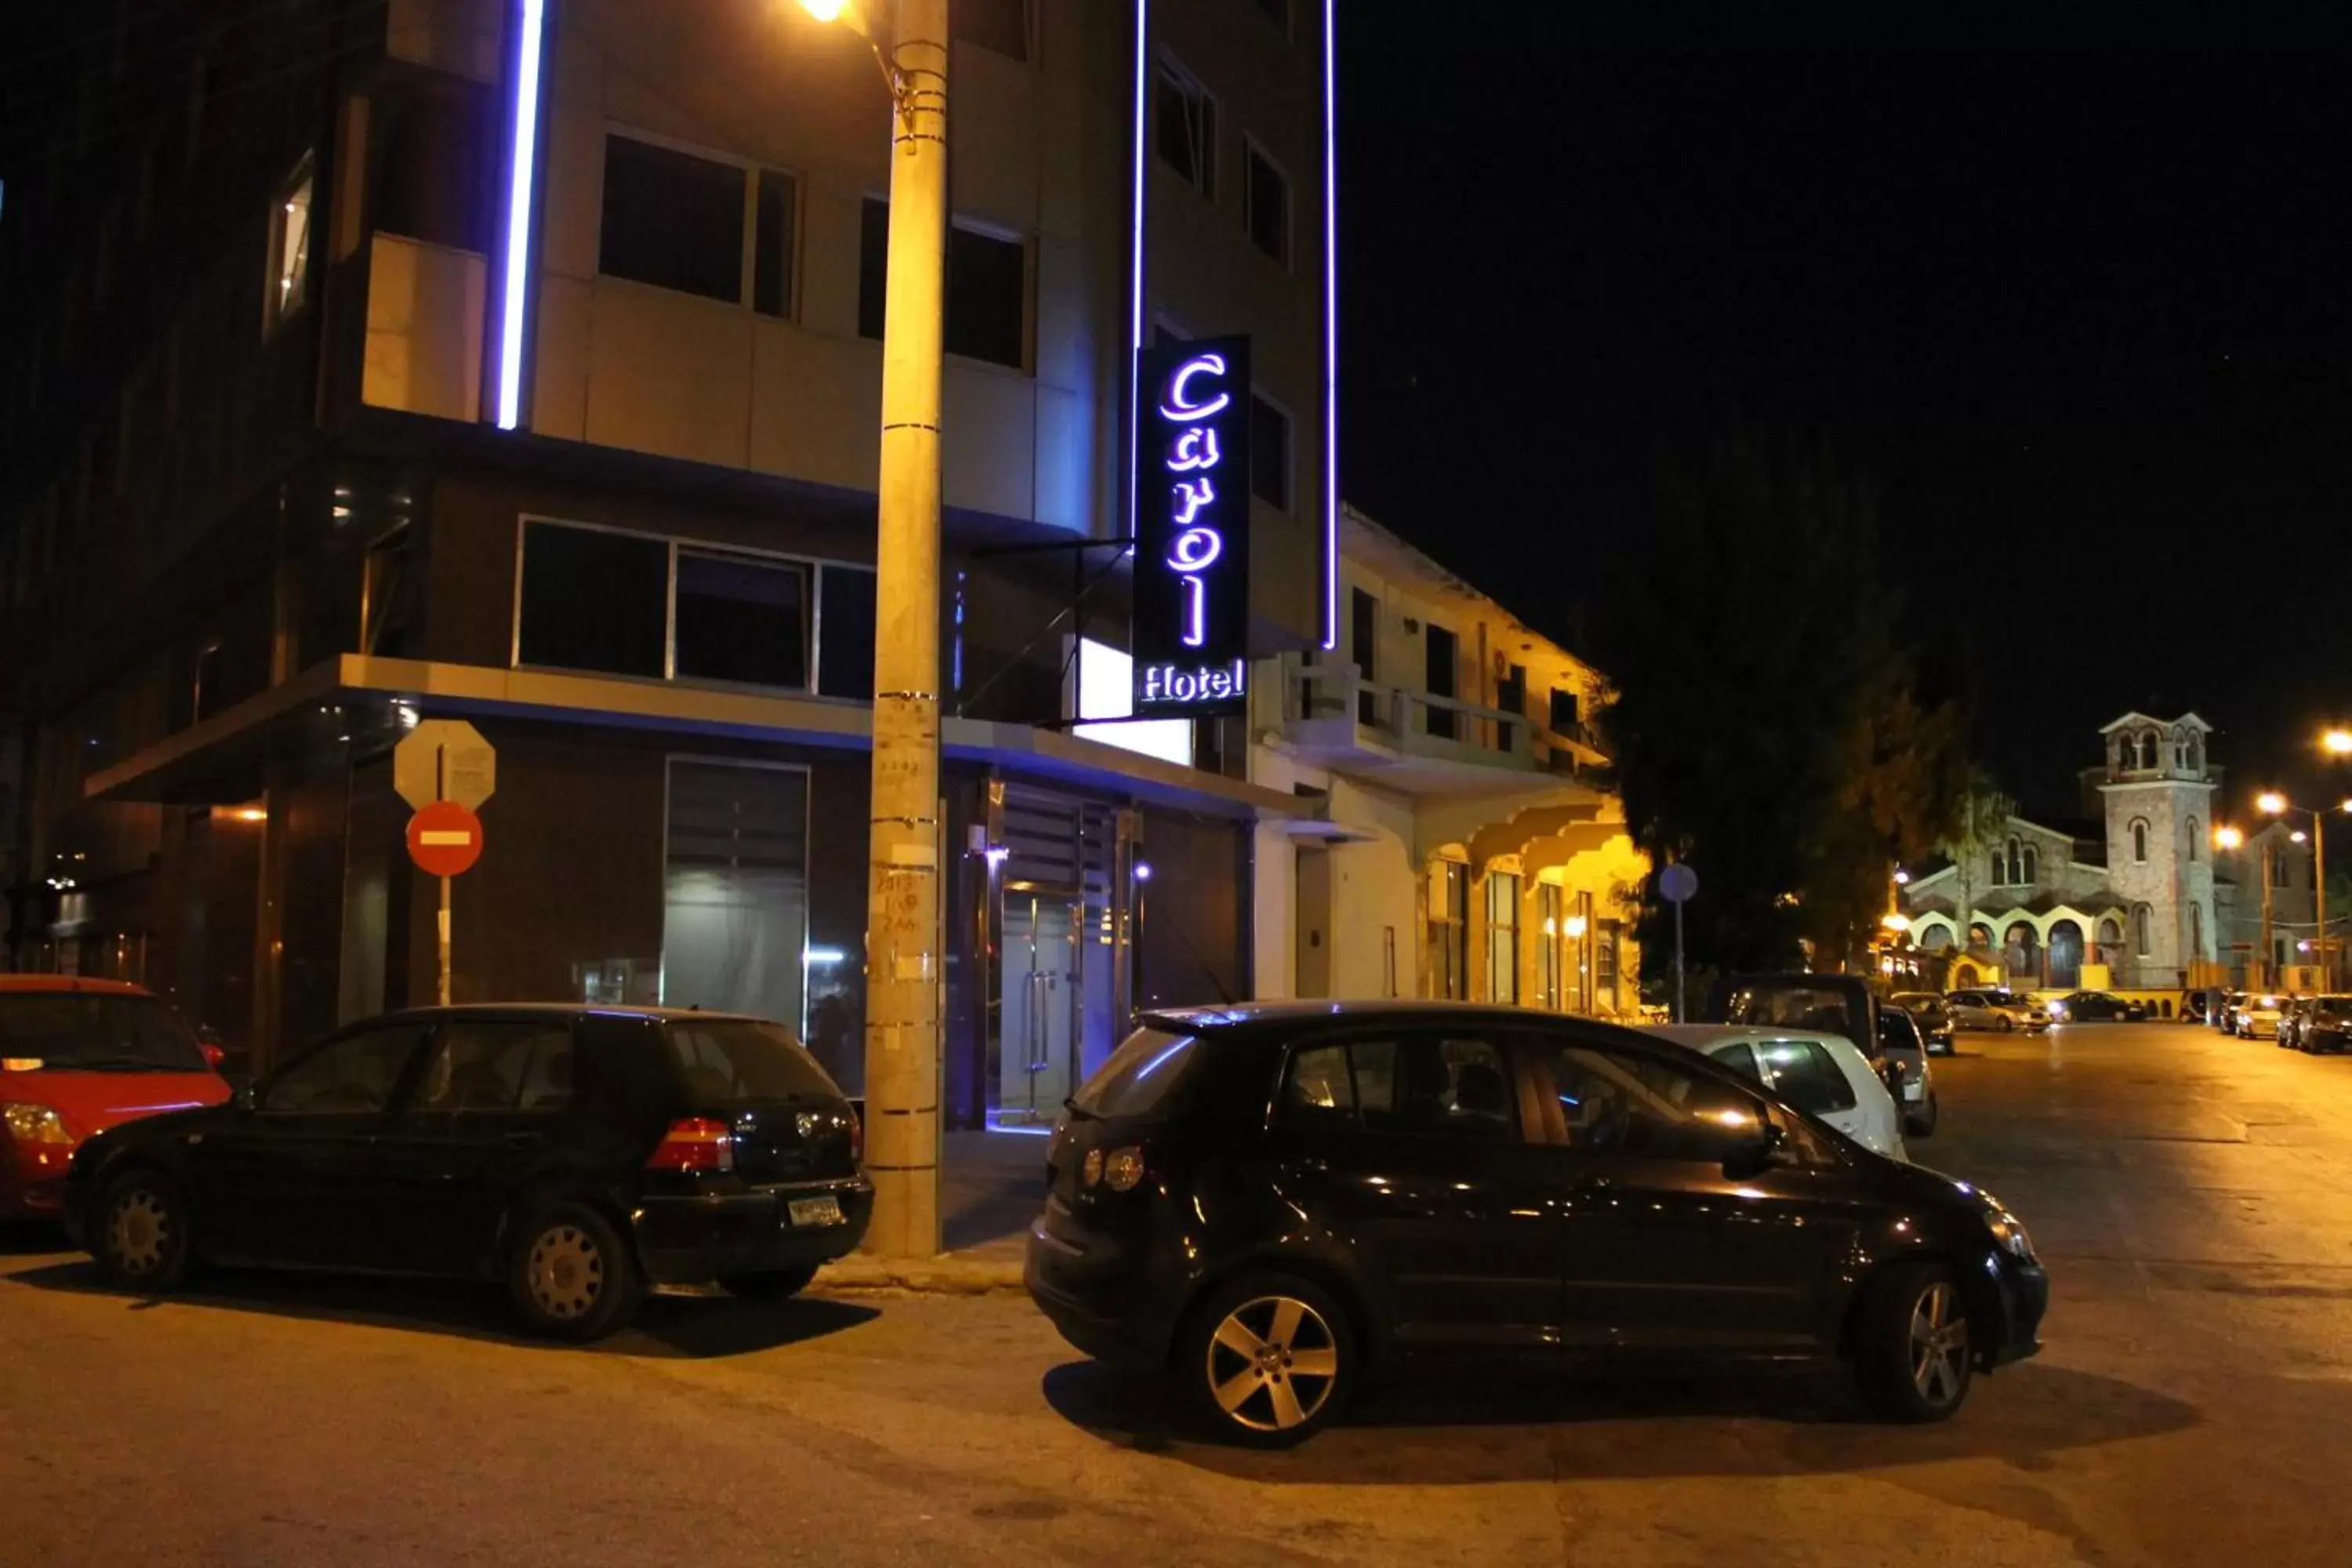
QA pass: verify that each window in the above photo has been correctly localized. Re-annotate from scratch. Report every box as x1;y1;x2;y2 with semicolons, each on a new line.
2131;818;2150;862
858;200;1029;369
1250;393;1291;510
413;1021;575;1114
263;154;314;335
1536;1043;1763;1162
2189;902;2204;960
2187;818;2201;861
817;561;877;699
2134;903;2153;956
1282;1041;1354;1129
516;521;668;677
1536;883;1564;1011
753;168;799;319
1077;1027;1203;1118
1348;1035;1518;1141
665;1019;843;1104
598;133;746;304
260;1025;427;1114
2021;844;2038;884
2139;732;2159;771
370;74;496;252
673;549;810;689
1428;859;1468;1000
1549;688;1580;735
1244;140;1289;263
1486;870;1520;1004
1425;623;1458;739
951;0;1029;60
664;762;811;1029
1155;59;1216;198
1352;587;1379;725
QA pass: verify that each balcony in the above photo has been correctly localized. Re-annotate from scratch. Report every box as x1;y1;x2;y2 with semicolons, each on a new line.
1274;659;1603;796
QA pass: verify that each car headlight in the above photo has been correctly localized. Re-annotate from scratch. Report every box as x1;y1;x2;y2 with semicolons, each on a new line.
1;1103;74;1145
1986;1207;2037;1263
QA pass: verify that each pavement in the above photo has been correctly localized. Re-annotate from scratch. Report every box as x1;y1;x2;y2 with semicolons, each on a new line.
9;1020;2352;1566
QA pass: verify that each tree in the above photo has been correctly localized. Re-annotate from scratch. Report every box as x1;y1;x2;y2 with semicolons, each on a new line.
1939;769;2016;956
1586;430;1970;981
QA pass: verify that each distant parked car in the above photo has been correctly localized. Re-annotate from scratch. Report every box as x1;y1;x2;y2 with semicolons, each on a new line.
2215;992;2248;1032
1646;1025;1908;1160
1946;989;2049;1033
66;1005;870;1339
1875;1008;1939;1136
2278;996;2332;1052
1026;1002;2046;1446
2235;995;2286;1040
2050;991;2147;1024
1891;993;1958;1055
2291;996;2352;1053
1;977;231;1224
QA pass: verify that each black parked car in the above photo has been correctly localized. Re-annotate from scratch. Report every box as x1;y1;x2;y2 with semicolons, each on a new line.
1891;993;1958;1056
2053;991;2147;1024
1025;1002;2046;1446
64;1006;870;1339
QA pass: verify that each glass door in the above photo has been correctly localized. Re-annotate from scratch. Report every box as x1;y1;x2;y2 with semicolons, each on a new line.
999;889;1082;1124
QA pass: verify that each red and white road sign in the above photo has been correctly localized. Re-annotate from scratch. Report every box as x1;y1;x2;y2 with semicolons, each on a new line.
406;800;485;878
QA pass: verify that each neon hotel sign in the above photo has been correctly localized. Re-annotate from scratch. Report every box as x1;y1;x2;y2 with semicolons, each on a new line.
1133;337;1251;715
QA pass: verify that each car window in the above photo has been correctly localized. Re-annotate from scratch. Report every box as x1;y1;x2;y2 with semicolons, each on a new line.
412;1020;574;1114
1722;985;1860;1040
1073;1026;1201;1119
1876;1013;1923;1054
0;992;209;1072
260;1025;430;1114
1751;1037;1858;1116
1534;1042;1765;1162
1282;1042;1356;1130
1304;1034;1519;1142
666;1019;842;1105
1704;1040;1761;1082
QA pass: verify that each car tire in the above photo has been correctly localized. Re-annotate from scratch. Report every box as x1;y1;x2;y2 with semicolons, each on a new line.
90;1166;196;1294
719;1264;820;1301
508;1202;641;1341
1176;1271;1357;1448
1856;1262;1974;1423
1998;1015;2016;1034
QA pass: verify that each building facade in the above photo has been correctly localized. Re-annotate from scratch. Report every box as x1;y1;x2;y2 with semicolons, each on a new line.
0;0;1343;1130
1903;713;2223;990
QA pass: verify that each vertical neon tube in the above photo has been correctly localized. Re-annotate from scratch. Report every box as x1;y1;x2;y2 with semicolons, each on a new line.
1320;0;1339;649
495;0;548;431
1127;0;1150;543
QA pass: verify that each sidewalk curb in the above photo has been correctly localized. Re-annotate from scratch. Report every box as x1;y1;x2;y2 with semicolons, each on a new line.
815;1253;1027;1296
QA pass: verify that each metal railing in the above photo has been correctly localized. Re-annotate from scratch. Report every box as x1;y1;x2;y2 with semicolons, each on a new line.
1284;659;1594;777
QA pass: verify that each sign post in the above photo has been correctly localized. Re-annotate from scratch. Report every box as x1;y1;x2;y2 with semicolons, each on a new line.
1132;336;1253;719
1658;862;1700;1023
394;720;496;1007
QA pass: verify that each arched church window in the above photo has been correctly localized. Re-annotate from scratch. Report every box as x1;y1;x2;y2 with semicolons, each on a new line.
2134;903;2153;956
2131;818;2150;862
2021;844;2038;883
2186;818;2200;860
2139;732;2160;771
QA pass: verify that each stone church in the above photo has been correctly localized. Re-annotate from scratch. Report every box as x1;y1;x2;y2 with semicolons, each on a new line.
1901;713;2220;990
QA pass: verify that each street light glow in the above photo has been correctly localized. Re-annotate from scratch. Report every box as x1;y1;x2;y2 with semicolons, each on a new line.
2215;825;2244;849
1881;912;1911;933
2292;829;2309;844
2325;729;2352;756
797;0;851;20
2259;791;2289;815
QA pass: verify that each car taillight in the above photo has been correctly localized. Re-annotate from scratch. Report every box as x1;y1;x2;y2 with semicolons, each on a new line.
645;1116;735;1173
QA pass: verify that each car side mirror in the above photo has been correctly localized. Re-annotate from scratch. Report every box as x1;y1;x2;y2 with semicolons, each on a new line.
1723;1123;1795;1180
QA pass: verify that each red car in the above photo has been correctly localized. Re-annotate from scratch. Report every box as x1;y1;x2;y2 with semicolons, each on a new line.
0;976;231;1221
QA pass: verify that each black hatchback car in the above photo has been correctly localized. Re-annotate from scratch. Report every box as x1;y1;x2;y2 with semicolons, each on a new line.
64;1005;870;1339
1026;1002;2045;1446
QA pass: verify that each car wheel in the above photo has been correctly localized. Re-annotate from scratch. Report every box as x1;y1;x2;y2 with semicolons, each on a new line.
719;1264;820;1301
1857;1263;1974;1423
91;1167;195;1294
1178;1272;1356;1448
1998;1015;2016;1033
1904;1093;1939;1138
508;1202;641;1341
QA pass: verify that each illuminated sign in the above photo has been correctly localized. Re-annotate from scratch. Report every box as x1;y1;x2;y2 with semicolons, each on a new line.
1133;336;1250;716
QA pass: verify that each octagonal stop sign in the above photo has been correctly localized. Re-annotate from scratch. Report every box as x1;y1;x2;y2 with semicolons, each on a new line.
407;800;485;878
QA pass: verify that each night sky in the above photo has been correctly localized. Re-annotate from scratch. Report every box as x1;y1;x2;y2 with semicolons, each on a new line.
1338;1;2352;822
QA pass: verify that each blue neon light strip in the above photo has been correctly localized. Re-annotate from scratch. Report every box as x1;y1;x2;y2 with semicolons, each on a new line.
495;0;548;431
1321;0;1339;649
1127;0;1151;544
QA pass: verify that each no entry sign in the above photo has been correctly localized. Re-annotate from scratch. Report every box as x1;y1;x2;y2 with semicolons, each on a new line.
407;800;485;878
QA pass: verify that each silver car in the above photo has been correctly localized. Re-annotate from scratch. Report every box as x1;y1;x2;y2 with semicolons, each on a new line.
1945;988;2049;1033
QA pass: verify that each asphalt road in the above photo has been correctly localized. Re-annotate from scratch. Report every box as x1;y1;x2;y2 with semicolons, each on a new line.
8;1020;2352;1566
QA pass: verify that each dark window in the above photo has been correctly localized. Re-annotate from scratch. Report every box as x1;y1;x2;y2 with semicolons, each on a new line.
665;1019;843;1104
1496;662;1526;753
1424;622;1457;739
517;521;669;677
1753;1038;1857;1115
673;549;810;689
1154;60;1215;197
1549;687;1578;734
1244;142;1289;263
260;1025;428;1114
1537;1044;1763;1161
1249;394;1290;509
0;993;206;1071
1283;1041;1354;1129
1706;1040;1762;1082
598;134;745;303
1074;1026;1202;1118
412;1020;574;1114
951;0;1029;60
1350;587;1377;681
1348;1035;1518;1141
370;73;496;252
858;201;1028;369
753;168;798;318
817;562;877;699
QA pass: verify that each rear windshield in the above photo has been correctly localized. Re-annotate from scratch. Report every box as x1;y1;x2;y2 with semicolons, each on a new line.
1752;1037;1860;1116
1722;985;1869;1051
1071;1026;1200;1120
665;1019;842;1105
0;993;207;1072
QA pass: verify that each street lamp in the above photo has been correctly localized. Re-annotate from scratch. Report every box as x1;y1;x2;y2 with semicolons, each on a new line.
2324;728;2352;757
2256;792;2349;992
800;0;950;1259
2213;825;2244;850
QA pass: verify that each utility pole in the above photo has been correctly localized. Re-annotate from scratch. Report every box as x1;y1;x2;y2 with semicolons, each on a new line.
2260;840;2275;991
2316;811;2328;991
858;0;949;1259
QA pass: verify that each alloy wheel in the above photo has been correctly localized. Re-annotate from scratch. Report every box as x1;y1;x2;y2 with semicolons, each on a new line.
524;1225;606;1320
1203;1294;1341;1434
107;1187;172;1277
1907;1282;1969;1406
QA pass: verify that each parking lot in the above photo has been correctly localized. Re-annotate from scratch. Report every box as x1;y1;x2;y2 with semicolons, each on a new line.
9;1019;2352;1566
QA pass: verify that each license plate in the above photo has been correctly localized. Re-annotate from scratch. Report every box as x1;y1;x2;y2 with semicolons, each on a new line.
787;1196;844;1229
